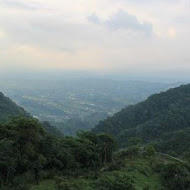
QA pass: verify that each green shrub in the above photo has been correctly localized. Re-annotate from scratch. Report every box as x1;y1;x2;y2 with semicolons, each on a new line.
55;176;93;190
162;163;190;190
95;171;135;190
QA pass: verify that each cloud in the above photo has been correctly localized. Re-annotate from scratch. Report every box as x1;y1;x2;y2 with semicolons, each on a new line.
0;0;47;10
168;28;176;38
0;0;189;75
88;10;153;35
174;15;190;24
88;14;101;24
0;30;5;39
1;14;105;52
114;0;180;3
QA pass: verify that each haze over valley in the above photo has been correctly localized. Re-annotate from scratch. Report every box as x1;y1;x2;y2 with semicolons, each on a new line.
0;78;181;135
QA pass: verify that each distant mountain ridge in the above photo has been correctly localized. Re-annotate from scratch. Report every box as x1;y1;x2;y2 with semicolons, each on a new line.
0;92;28;122
93;84;190;154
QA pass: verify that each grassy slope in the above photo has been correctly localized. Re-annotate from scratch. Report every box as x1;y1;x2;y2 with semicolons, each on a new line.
31;154;181;190
31;180;55;190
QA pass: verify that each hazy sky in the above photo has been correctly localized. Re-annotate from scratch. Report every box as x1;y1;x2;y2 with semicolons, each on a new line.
0;0;189;77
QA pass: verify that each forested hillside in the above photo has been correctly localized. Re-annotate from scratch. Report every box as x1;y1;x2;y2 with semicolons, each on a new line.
93;84;190;154
1;117;190;190
54;112;108;136
0;92;28;122
1;87;190;190
0;91;63;137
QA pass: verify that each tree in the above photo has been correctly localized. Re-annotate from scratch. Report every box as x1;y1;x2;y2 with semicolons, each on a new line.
127;137;142;166
97;133;117;164
162;163;190;190
145;144;155;157
0;139;17;187
0;117;46;185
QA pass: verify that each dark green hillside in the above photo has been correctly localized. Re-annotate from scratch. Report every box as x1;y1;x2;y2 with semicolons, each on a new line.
41;121;64;138
54;112;108;136
0;92;63;137
2;117;190;190
93;84;190;153
0;92;28;122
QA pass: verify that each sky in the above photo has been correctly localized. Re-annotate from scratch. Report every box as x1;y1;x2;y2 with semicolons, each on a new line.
0;0;190;79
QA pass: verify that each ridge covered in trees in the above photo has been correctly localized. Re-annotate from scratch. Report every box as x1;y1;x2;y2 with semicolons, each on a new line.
0;92;28;122
93;84;190;154
0;91;62;137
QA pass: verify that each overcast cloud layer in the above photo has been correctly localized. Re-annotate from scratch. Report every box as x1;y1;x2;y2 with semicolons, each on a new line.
0;0;189;76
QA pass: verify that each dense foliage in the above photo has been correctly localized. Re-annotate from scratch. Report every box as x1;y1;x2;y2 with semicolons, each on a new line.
2;117;190;190
0;92;28;122
41;121;64;138
0;117;116;189
93;84;190;155
161;163;190;190
95;172;135;190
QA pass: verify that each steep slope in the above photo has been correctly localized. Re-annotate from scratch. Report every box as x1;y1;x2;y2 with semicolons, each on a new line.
54;112;108;136
42;121;64;138
0;92;28;122
93;84;190;153
0;92;64;137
